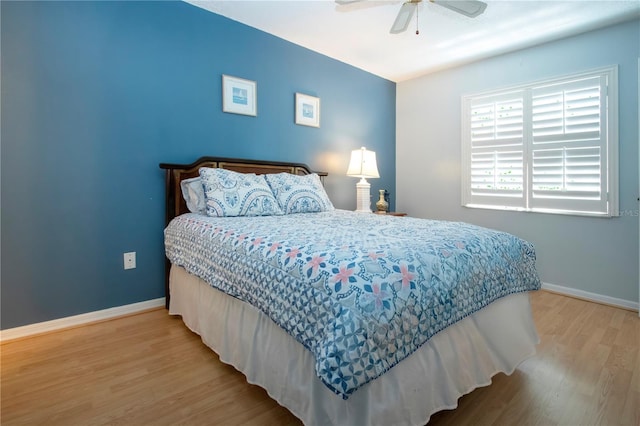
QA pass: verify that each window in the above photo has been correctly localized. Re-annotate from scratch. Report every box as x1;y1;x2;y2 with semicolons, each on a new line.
461;66;618;217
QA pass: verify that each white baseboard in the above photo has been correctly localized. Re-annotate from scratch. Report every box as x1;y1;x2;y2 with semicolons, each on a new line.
542;282;639;312
0;298;166;343
2;284;636;342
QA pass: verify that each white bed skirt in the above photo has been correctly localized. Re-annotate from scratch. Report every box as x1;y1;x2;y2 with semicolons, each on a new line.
169;265;539;426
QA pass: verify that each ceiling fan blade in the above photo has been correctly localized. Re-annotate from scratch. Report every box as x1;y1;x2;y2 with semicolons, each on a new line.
390;2;416;34
431;0;487;18
335;0;363;4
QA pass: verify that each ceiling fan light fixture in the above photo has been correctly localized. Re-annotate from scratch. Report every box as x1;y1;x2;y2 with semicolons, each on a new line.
336;0;487;35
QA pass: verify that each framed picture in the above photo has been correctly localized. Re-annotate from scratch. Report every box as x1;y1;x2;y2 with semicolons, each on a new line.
295;93;320;128
222;75;257;116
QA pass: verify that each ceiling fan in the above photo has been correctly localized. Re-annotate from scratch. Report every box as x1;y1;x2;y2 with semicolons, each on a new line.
336;0;487;34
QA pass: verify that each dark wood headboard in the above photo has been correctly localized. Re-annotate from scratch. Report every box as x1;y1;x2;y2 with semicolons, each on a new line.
158;156;327;308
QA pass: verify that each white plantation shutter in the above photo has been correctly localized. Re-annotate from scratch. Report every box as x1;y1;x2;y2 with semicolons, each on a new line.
530;76;607;212
462;66;618;217
466;93;524;207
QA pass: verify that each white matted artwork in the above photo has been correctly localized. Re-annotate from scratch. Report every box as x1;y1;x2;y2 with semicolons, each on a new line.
222;75;257;116
295;93;320;128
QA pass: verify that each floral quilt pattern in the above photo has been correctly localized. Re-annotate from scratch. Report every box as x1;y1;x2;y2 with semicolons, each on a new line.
164;210;541;399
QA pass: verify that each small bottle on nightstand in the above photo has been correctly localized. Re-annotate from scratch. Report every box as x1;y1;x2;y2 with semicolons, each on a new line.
375;189;389;213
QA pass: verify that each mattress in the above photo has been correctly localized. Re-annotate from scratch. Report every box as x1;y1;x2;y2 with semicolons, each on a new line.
164;210;541;399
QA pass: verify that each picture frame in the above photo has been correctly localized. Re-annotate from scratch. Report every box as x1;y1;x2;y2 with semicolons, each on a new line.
222;75;257;116
295;93;320;128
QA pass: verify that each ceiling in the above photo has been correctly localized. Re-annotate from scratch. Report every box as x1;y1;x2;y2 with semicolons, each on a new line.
186;0;640;82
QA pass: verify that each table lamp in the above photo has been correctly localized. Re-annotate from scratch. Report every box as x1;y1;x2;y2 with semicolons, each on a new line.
346;147;380;212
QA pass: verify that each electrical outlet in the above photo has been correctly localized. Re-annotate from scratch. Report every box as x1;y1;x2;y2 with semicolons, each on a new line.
123;252;136;270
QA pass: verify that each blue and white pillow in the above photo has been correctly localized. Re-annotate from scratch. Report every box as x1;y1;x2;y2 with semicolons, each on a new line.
180;177;206;214
265;173;334;214
199;167;283;217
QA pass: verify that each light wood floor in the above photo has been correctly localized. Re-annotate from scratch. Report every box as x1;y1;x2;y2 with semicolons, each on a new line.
1;291;638;425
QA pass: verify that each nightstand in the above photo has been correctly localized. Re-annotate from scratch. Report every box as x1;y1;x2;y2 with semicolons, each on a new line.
374;212;407;217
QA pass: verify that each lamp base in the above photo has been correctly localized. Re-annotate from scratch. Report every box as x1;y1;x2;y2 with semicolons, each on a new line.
354;178;372;213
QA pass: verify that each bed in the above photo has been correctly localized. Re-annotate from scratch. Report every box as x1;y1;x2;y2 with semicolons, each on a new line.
159;156;541;426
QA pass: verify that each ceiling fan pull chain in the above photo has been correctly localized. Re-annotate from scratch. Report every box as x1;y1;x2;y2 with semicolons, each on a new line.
415;4;420;35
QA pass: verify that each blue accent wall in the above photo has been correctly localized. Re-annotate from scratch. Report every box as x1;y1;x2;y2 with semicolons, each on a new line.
1;1;396;329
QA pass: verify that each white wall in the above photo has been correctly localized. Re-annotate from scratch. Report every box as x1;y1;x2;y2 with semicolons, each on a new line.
396;19;640;305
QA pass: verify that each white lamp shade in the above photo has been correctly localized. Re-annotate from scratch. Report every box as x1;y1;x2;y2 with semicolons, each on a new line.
346;147;380;179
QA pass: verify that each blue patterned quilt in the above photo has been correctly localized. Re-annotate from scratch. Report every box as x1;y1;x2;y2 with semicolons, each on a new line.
164;210;540;399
